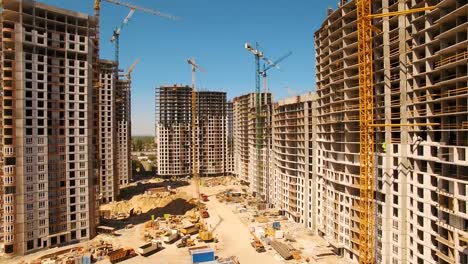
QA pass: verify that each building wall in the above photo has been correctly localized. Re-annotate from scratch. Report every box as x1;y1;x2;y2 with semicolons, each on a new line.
272;93;317;227
155;85;192;177
314;0;468;263
0;0;97;255
98;60;117;203
116;79;131;186
197;91;230;176
233;93;272;202
233;94;251;184
155;86;232;177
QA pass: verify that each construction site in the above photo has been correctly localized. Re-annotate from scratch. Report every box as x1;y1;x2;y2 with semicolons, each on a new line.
0;0;467;264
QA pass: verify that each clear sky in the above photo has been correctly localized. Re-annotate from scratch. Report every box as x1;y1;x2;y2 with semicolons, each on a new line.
39;0;340;135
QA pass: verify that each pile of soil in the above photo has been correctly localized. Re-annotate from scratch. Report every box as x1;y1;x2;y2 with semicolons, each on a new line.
101;191;193;216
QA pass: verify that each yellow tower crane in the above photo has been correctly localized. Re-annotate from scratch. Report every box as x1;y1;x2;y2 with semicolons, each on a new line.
356;1;435;263
187;58;206;202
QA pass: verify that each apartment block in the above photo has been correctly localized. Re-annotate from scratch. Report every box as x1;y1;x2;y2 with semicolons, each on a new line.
98;60;117;203
155;85;192;176
226;101;234;174
116;78;131;186
155;85;232;177
233;93;272;202
314;0;467;263
0;0;98;255
197;91;232;176
272;93;317;229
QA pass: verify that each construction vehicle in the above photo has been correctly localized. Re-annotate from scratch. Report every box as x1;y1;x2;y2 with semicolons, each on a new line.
197;222;215;242
189;214;200;224
250;233;265;253
162;229;179;244
136;240;162;256
180;224;200;236
200;209;209;219
176;235;195;248
107;247;136;264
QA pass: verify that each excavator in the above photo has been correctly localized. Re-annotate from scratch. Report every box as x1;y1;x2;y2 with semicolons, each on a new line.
176;235;195;248
197;222;214;242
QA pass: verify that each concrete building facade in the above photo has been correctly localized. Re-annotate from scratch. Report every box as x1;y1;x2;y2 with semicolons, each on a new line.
272;93;317;229
155;85;232;178
116;78;131;186
314;0;468;263
0;0;98;255
98;60;118;203
233;93;272;202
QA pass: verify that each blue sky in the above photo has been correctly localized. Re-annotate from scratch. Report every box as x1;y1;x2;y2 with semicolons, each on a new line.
40;0;339;135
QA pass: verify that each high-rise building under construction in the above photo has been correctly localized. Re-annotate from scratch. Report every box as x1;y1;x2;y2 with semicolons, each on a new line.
0;0;99;255
233;1;467;263
314;1;467;263
233;93;272;202
155;85;233;178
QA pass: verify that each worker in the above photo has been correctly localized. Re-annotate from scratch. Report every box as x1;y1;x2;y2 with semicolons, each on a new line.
382;142;387;153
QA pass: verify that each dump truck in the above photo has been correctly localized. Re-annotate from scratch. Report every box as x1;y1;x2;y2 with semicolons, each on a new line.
136;240;162;256
180;225;200;236
108;248;136;264
162;229;179;244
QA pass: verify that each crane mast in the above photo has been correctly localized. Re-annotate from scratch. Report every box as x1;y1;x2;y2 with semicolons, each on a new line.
356;2;435;263
188;58;205;201
245;43;264;199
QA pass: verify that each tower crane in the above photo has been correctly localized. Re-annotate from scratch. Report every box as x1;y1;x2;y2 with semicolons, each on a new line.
125;58;139;81
260;51;292;93
245;43;265;199
108;0;178;76
119;58;139;81
187;58;205;201
356;1;435;263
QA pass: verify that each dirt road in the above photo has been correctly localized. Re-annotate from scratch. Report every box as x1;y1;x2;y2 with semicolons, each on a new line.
204;194;281;263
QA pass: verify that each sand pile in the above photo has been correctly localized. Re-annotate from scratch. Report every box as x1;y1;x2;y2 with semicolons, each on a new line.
101;191;193;215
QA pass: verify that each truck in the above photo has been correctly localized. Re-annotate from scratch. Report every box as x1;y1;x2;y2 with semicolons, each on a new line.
107;248;136;264
200;193;209;202
180;225;200;236
250;233;266;253
200;209;210;218
162;229;179;244
136;240;162;256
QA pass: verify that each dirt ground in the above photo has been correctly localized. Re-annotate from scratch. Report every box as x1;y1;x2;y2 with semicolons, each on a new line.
5;176;345;264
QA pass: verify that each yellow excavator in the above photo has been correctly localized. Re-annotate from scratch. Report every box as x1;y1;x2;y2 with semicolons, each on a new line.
197;222;215;242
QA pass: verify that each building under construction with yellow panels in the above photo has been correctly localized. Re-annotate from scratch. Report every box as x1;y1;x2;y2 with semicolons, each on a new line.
314;0;467;263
